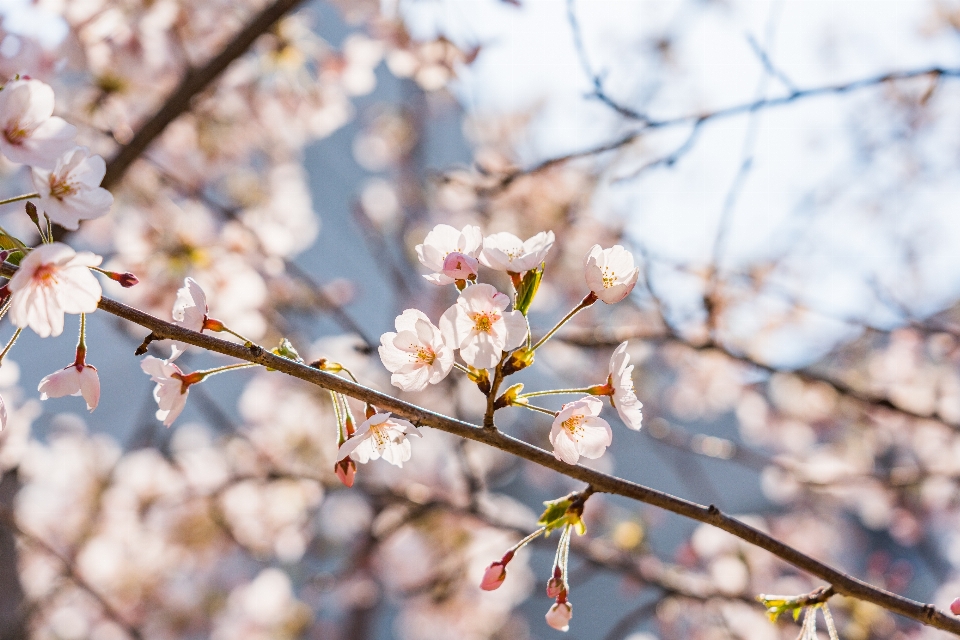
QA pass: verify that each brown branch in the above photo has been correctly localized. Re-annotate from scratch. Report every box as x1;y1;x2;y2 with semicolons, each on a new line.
101;0;307;189
78;292;960;634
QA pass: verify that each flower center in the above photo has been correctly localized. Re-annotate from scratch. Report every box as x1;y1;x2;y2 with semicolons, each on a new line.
562;415;585;437
601;267;617;289
473;312;497;333
49;175;77;200
33;263;59;285
370;422;390;447
3;122;28;146
416;346;436;365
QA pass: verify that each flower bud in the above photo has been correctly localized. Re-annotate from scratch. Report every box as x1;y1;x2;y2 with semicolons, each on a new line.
480;561;508;591
104;270;139;287
951;597;960;616
334;457;356;487
441;251;479;281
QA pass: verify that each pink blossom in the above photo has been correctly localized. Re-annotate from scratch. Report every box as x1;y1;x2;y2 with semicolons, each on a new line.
337;412;421;468
480;230;554;273
545;601;573;632
583;244;640;304
379;309;454;392
170;277;212;359
415;224;483;285
549;397;613;465
32;146;113;230
38;362;100;411
8;243;102;338
608;341;643;430
0;78;76;168
439;283;528;369
141;356;190;427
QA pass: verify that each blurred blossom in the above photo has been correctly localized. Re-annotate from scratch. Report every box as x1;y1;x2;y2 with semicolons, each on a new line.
0;77;76;168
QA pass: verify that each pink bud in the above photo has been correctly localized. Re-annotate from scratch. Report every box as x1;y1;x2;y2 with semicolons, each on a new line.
335;458;356;488
951;597;960;616
545;600;573;632
546;577;564;599
105;270;139;287
441;251;478;281
480;562;507;590
202;317;225;332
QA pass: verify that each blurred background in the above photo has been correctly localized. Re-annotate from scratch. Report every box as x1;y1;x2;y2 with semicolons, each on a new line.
1;0;960;638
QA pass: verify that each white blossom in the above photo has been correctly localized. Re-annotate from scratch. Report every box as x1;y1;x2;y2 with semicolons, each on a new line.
337;412;421;468
0;78;76;168
169;277;209;359
549;397;613;465
415;223;483;285
379;309;454;391
608;341;643;430
31;147;113;230
480;230;554;273
8;242;102;338
583;244;640;304
141;356;189;427
439;283;527;369
545;601;573;632
38;363;100;411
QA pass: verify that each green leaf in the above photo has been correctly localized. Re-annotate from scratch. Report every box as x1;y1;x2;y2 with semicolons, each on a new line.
537;496;588;536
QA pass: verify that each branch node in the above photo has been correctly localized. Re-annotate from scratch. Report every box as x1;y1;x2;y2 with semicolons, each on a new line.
135;332;158;356
248;344;264;357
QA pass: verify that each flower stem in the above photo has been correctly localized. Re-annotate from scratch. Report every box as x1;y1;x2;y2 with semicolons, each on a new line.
0;328;22;365
0;193;38;208
531;293;597;351
519;403;558;417
193;362;258;380
822;605;839;640
510;526;546;552
453;362;471;374
330;391;345;444
518;387;596;399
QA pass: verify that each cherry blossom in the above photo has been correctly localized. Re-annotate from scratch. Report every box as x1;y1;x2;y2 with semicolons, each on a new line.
31;146;113;230
0;78;76;168
141;356;190;427
608;341;643;430
549;397;613;465
545;601;573;632
439;283;527;369
170;277;217;359
415;223;483;285
379;309;454;391
480;230;554;273
337;412;421;468
38;362;100;411
583;244;640;304
8;242;102;338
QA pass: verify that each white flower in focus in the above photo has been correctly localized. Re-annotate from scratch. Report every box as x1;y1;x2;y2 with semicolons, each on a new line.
141;356;189;427
439;283;527;369
379;309;454;391
31;147;113;230
545;601;573;632
337;412;421;468
549;397;613;465
608;341;643;430
8;242;102;338
583;244;640;304
169;277;210;359
38;362;100;411
0;78;76;168
415;223;483;285
480;230;554;273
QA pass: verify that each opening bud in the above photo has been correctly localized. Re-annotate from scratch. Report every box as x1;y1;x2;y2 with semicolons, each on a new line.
545;599;572;632
104;270;140;287
334;457;356;487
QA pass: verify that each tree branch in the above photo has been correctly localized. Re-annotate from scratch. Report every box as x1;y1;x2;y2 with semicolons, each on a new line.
77;290;960;634
484;66;960;193
101;0;308;189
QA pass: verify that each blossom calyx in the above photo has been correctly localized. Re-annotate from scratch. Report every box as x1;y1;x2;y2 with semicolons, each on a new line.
493;383;524;410
501;346;534;376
